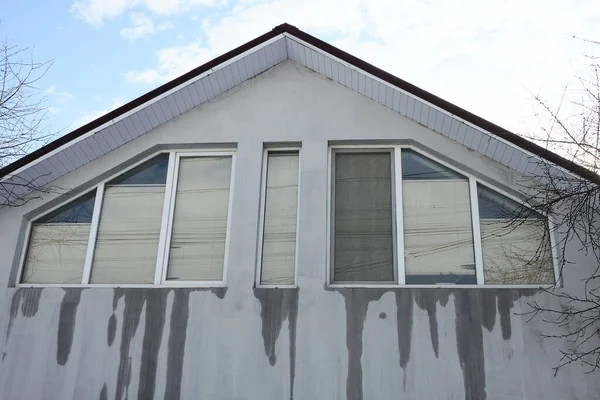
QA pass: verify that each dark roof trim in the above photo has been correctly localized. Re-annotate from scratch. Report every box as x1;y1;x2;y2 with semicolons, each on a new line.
2;22;597;184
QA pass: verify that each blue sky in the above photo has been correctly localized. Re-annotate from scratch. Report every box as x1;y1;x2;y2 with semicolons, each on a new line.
3;0;600;143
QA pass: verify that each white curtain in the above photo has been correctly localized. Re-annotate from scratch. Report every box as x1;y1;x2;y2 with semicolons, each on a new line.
22;223;90;284
167;157;232;281
91;185;165;284
403;179;475;283
260;153;299;285
481;220;554;284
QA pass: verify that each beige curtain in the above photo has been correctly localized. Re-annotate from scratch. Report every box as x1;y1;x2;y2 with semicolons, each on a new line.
481;220;554;284
403;180;476;283
22;223;90;284
167;156;232;281
333;152;394;282
260;152;299;285
91;185;165;284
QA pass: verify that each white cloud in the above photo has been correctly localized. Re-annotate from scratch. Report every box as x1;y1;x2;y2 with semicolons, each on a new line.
71;0;221;25
120;12;173;41
73;98;126;128
125;42;212;84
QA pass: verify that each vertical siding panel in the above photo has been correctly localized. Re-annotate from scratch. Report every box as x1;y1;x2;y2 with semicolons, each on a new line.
124;116;142;140
317;53;326;76
325;56;333;79
143;106;159;129
448;119;459;141
113;121;132;142
265;42;275;68
298;44;307;68
311;50;319;73
77;140;96;161
203;76;217;100
179;86;194;111
344;65;352;88
237;58;250;83
151;102;168;126
392;90;400;112
223;64;236;88
400;93;409;116
378;82;386;104
469;129;482;151
101;127;120;149
441;115;452;136
426;108;437;129
288;39;299;62
351;69;359;93
338;62;345;86
485;138;499;158
477;134;491;154
331;59;339;82
385;85;394;109
165;95;181;118
158;98;174;121
61;148;84;170
257;47;268;73
230;61;242;86
250;51;262;77
492;142;507;161
516;154;530;173
70;143;90;164
501;146;515;166
419;104;430;125
434;112;445;133
82;137;103;158
412;100;422;121
460;124;471;146
49;156;69;176
303;47;313;70
371;80;380;103
365;76;373;98
406;97;415;118
129;113;148;137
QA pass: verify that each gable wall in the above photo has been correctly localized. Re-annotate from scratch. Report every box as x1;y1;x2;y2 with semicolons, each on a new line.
0;61;598;399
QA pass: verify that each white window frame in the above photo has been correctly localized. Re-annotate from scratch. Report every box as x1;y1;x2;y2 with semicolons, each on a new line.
327;144;559;289
327;146;401;287
16;149;236;288
255;147;301;288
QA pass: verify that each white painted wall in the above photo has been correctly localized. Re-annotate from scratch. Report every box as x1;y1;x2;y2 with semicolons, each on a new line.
0;61;598;400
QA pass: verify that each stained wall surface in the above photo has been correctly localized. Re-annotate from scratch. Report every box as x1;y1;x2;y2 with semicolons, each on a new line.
0;61;598;400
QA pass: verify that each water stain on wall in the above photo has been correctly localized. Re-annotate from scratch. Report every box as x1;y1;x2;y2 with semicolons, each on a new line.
253;288;299;400
56;288;84;366
336;288;537;400
6;287;43;342
99;383;108;400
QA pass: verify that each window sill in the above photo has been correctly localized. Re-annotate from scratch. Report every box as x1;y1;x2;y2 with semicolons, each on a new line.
326;283;554;289
15;282;227;289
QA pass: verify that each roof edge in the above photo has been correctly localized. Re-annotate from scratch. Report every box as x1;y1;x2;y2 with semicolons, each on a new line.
2;22;597;185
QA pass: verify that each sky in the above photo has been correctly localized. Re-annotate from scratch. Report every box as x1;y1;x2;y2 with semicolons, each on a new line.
2;0;600;144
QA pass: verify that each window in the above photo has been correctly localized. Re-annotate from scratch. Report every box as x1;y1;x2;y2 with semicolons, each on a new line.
166;156;233;282
257;150;300;286
328;146;556;286
477;185;554;284
401;150;475;284
91;154;168;284
19;150;235;286
21;191;96;284
331;150;396;283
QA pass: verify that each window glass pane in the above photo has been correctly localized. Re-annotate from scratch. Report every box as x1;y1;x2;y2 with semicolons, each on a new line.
402;150;476;284
22;191;96;284
167;156;232;281
478;185;554;284
333;152;395;282
260;152;299;285
91;155;168;284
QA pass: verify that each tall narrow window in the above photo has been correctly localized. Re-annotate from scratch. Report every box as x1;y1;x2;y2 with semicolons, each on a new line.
22;191;96;284
91;154;168;284
166;156;233;281
401;150;476;284
332;151;395;283
259;151;300;285
477;185;554;284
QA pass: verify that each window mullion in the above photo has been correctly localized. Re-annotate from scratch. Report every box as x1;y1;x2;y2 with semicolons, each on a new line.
81;184;104;284
154;151;178;285
394;147;406;285
469;178;485;285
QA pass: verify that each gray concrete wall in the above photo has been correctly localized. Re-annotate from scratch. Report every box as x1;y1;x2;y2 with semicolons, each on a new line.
0;61;598;399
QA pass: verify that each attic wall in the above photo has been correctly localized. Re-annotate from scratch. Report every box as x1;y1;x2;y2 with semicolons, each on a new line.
0;61;598;399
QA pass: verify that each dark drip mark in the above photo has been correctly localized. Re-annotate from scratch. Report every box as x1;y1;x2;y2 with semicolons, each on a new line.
107;314;117;346
6;288;43;342
253;288;299;400
395;290;413;391
454;291;486;400
497;290;516;340
340;289;389;400
114;289;145;400
211;287;228;299
2;352;6;361
480;291;498;332
57;288;84;366
165;289;193;400
99;383;108;400
414;291;440;358
138;291;168;400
